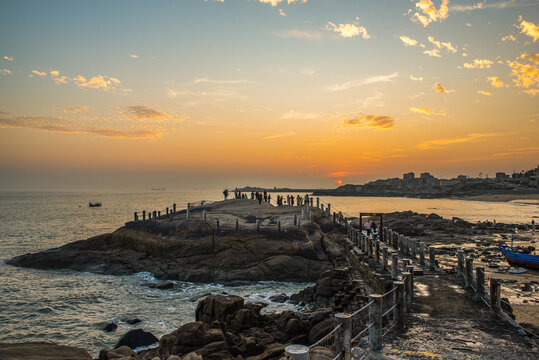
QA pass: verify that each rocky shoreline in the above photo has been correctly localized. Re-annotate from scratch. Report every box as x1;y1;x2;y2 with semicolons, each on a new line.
3;199;538;359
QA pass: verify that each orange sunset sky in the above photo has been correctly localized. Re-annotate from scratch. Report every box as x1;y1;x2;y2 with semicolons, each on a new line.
0;0;538;190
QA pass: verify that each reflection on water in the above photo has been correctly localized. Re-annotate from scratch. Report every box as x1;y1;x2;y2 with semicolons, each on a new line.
0;190;537;354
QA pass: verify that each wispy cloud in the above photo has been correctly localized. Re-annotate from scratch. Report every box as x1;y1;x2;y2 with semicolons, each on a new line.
342;113;395;129
258;0;307;7
129;53;139;59
28;69;131;93
263;131;296;139
493;146;539;157
424;49;441;57
127;105;184;122
507;57;538;96
434;82;454;93
428;35;457;53
281;110;319;119
477;90;492;96
502;34;516;42
410;75;424;81
326;72;398;92
193;78;252;84
325;18;371;39
487;76;506;87
400;35;419;47
63;106;90;113
411;0;449;27
1;69;11;75
451;0;535;12
518;17;539;42
279;9;286;16
274;29;322;40
521;53;539;64
30;70;47;77
3;56;13;61
0;113;160;139
410;107;447;116
418;133;498;150
462;59;493;69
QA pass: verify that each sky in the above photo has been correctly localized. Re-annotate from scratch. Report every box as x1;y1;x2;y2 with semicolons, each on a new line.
0;0;538;190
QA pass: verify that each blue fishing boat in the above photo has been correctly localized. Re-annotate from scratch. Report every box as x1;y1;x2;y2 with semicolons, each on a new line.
498;245;539;270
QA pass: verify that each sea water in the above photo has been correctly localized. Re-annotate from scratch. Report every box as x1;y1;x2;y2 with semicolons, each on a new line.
0;190;537;354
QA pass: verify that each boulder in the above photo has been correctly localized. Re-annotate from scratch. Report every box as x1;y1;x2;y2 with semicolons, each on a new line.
126;318;142;325
196;294;244;324
115;329;159;349
0;343;92;360
181;354;203;360
268;293;289;303
104;322;118;332
309;319;335;344
99;346;139;360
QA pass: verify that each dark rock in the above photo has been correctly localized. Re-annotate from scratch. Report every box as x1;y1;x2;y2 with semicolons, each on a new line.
115;329;158;349
268;293;289;303
104;322;118;332
309;319;335;344
125;318;142;325
196;294;244;324
99;345;138;360
0;343;92;360
148;281;174;290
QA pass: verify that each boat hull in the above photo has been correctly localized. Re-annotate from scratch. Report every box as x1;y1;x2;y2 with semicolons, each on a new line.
499;245;539;270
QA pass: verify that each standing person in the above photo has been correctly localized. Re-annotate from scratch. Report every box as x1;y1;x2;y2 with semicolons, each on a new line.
291;196;294;206
365;220;372;236
297;195;300;206
223;189;229;200
251;191;254;199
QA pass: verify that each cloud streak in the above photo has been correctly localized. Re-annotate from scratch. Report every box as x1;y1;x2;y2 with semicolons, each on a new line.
325;18;371;39
326;72;398;92
274;29;322;40
411;0;449;27
342;113;395;129
418;133;498;150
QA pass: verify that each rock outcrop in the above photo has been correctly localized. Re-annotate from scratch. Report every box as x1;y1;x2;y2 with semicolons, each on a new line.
0;342;93;360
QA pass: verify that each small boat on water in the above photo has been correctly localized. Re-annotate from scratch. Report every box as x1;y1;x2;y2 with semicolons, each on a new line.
498;244;539;270
89;202;102;207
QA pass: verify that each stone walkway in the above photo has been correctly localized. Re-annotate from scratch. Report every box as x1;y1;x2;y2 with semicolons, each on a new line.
367;273;537;360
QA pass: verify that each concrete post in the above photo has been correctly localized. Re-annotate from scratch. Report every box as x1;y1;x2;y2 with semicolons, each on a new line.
402;272;411;312
134;212;138;222
411;239;417;259
256;219;260;232
368;294;383;352
284;344;309;360
394;281;405;329
465;257;474;289
309;211;313;223
406;265;414;304
297;219;301;229
277;219;281;232
391;254;399;280
375;241;380;263
333;212;336;223
142;210;146;221
419;242;425;266
382;247;389;271
310;197;314;207
490;278;501;312
429;246;436;270
173;203;176;214
316;197;320;209
153;211;157;222
293;214;297;225
335;313;352;360
321;204;324;213
457;250;465;277
235;219;239;230
327;203;331;215
475;267;485;302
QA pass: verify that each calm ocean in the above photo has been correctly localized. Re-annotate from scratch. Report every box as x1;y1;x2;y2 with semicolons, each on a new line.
0;190;537;354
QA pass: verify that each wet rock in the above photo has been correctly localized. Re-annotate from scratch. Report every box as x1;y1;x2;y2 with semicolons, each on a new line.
104;322;118;332
195;294;244;324
181;353;202;360
268;293;289;303
115;329;158;349
166;356;182;360
148;281;174;290
309;319;335;344
126;318;142;325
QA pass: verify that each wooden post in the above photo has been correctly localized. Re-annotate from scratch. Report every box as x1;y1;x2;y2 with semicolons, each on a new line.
134;212;138;222
411;239;417;259
277;218;281;232
490;278;501;312
235;219;239;230
419;242;425;266
310;197;313;207
375;241;380;263
142;210;146;221
316;197;319;209
158;211;161;218
203;210;207;221
153;211;157;222
465;257;474;289
429;246;436;270
382;247;389;271
333;212;336;223
293;214;297;225
457;250;465;277
369;294;383;351
394;281;405;329
215;218;219;231
186;207;190;220
309;211;313;223
391;254;399;280
475;267;485;302
321;204;324;213
335;313;352;360
327;204;331;216
284;344;310;360
256;219;260;232
402;272;411;312
173;203;176;214
406;265;414;304
367;237;372;257
297;219;301;229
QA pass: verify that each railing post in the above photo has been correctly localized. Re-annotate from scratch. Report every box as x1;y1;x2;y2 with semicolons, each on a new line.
382;247;389;271
457;250;465;277
297;219;301;229
327;204;331;216
402;272;412;312
235;219;239;230
368;294;383;352
203;209;207;221
293;214;297;225
186;207;190;220
142;210;146;221
301;208;305;220
256;219;260;232
391;254;399;280
153;211;157;222
411;239;417;259
215;218;219;231
404;237;410;256
284;344;309;360
429;246;436;270
475;267;485;302
375;241;380;263
465;257;474;289
335;313;352;360
419;242;425;266
158;210;161;218
490;278;501;313
321;204;324;213
394;281;405;329
367;237;372;257
134;212;138;222
310;211;313;223
406;265;414;305
173;203;176;214
316;197;320;209
166;207;169;215
333;212;336;223
277;218;281;232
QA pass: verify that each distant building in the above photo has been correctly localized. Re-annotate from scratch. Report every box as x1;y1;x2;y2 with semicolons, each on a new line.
420;172;439;186
495;172;510;182
403;172;415;182
457;175;467;181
